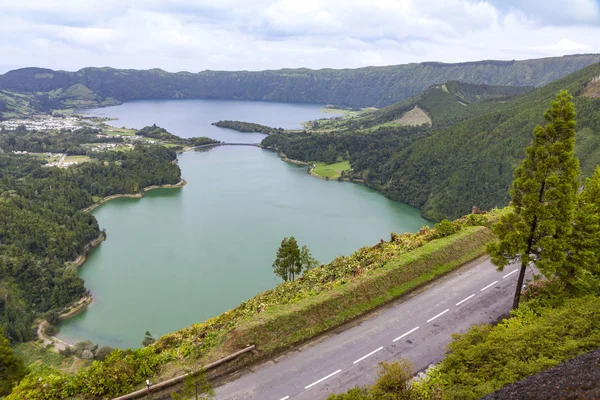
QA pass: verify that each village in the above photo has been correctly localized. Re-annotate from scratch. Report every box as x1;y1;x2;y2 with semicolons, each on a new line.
0;116;85;131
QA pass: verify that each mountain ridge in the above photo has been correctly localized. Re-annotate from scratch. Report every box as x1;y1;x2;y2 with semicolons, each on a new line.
1;54;599;110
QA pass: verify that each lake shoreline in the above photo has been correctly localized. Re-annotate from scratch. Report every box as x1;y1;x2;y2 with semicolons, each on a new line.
270;147;365;183
82;179;187;213
53;179;187;348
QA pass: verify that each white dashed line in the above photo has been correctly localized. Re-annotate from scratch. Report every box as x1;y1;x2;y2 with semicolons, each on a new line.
503;269;518;279
304;369;342;390
353;347;384;364
280;396;290;400
456;294;475;306
427;309;449;323
480;281;498;292
393;326;420;342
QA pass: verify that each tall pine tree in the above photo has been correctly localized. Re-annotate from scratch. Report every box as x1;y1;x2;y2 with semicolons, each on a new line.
487;90;580;309
560;167;600;294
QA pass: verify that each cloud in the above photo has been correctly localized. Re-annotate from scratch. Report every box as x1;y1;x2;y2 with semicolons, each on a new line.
0;0;599;73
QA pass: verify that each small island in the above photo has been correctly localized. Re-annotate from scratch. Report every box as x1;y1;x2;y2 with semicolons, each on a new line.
212;120;284;135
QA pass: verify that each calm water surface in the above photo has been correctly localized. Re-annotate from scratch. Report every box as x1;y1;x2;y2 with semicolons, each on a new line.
59;100;430;348
82;99;328;143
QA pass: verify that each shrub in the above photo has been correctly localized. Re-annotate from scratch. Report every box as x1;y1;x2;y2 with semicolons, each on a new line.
417;295;600;399
44;324;57;337
45;311;60;326
95;346;114;361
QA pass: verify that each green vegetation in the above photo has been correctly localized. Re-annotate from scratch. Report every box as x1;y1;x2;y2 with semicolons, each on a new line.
171;356;215;400
272;237;318;282
329;295;600;400
312;160;351;180
136;124;219;147
7;211;498;398
1;55;598;118
328;360;419;400
0;144;181;344
142;331;156;347
330;92;600;400
0;331;28;396
266;63;600;221
0;125;117;155
212;120;284;135
63;155;91;164
12;342;88;377
488;91;581;309
310;81;531;131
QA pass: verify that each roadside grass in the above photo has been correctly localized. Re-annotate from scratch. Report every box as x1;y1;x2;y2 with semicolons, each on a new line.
227;226;494;357
312;160;351;179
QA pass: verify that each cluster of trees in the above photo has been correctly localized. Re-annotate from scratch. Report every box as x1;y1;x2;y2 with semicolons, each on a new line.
272;236;318;282
488;90;600;306
0;330;28;396
0;126;110;155
0;143;182;343
329;91;600;400
136;124;218;147
212;120;284;135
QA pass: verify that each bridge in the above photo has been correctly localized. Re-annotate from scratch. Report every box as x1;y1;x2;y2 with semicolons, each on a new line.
191;142;261;150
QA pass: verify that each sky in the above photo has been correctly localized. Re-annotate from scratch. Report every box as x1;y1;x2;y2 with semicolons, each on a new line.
0;0;599;73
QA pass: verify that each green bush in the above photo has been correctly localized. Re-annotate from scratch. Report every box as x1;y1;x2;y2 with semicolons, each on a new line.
415;295;600;399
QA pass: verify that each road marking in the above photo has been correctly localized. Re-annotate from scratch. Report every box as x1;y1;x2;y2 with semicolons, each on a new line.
503;269;518;279
280;397;290;400
480;281;499;292
393;326;420;342
353;347;384;364
427;309;449;323
304;369;342;389
456;294;475;306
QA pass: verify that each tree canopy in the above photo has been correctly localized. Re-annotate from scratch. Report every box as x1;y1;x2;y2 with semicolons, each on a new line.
272;237;318;282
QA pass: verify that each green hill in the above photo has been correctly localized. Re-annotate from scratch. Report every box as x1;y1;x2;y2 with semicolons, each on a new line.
311;81;532;131
1;54;598;112
266;63;600;221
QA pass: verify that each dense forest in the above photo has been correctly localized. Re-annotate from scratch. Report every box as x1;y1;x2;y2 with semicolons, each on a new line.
0;144;181;342
265;62;600;220
0;55;599;118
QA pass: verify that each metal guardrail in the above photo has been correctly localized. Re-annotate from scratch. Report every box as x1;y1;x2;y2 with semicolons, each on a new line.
112;345;256;400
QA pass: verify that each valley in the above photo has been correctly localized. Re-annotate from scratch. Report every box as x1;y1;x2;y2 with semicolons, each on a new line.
1;54;600;400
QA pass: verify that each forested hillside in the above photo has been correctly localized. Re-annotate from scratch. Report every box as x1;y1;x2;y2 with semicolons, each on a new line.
0;54;598;116
266;62;600;220
310;81;532;131
0;144;181;342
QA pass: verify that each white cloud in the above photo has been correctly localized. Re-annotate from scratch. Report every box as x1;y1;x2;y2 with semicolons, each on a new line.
0;0;599;73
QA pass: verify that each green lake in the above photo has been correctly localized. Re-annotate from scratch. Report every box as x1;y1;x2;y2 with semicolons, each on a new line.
59;100;430;348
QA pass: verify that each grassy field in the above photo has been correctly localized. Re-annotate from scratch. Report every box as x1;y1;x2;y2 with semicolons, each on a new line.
103;126;136;136
63;155;91;164
312;160;351;179
13;342;90;376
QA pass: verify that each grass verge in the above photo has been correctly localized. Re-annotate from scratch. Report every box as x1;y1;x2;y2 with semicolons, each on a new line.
225;226;493;357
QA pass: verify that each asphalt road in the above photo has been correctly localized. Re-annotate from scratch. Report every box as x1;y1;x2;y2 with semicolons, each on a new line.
214;257;531;400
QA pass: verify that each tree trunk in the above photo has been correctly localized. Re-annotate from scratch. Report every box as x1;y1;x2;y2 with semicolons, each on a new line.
513;179;545;309
512;260;528;310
